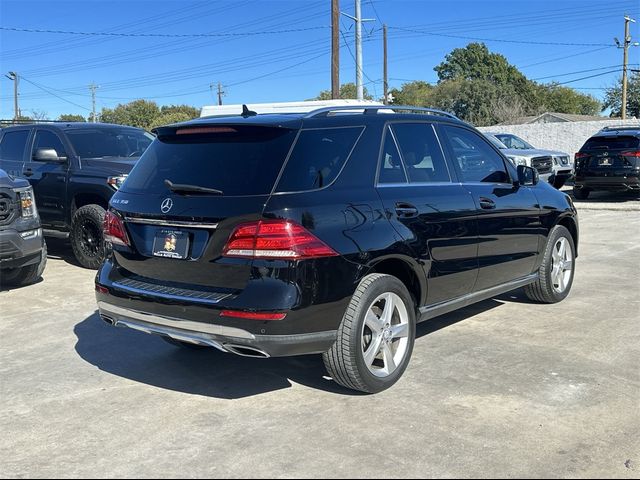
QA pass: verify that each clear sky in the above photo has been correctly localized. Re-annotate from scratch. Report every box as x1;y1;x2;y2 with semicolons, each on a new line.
1;0;639;120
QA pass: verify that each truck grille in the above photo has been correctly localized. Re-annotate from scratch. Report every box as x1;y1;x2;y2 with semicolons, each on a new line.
532;156;553;174
0;190;17;226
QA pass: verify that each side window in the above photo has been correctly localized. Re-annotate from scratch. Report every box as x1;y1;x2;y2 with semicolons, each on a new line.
0;130;29;161
32;130;67;160
378;127;407;184
276;127;363;192
392;123;451;183
441;126;510;183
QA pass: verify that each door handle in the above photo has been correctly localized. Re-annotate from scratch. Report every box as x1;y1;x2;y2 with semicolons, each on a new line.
479;197;496;210
395;202;419;218
23;169;34;177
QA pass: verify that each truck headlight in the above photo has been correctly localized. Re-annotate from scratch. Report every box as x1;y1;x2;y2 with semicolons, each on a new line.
15;187;37;218
107;175;128;190
507;155;529;166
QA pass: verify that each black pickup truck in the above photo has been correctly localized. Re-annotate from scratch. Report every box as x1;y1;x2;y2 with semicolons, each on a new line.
0;168;47;287
0;123;153;268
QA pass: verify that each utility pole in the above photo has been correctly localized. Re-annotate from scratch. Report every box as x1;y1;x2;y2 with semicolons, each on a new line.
5;72;19;122
383;24;388;105
89;83;98;123
341;1;374;101
217;82;224;106
331;0;340;99
621;15;637;120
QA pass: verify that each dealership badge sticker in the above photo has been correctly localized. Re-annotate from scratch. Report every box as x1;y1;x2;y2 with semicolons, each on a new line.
164;234;177;252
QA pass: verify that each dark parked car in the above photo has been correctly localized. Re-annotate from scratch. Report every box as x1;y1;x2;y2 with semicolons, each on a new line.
95;105;579;393
574;125;640;199
0;168;47;287
0;123;154;268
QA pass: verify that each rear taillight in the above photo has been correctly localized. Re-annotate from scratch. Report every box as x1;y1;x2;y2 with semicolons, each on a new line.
575;152;589;160
103;211;130;247
223;220;338;260
220;310;287;321
621;150;640;157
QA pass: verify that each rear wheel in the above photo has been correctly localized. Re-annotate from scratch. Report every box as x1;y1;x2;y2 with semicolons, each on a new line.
573;187;590;200
525;225;575;304
70;204;106;269
323;273;416;394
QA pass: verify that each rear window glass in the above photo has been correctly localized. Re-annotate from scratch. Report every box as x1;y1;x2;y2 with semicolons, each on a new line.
0;130;29;161
582;136;640;150
275;127;363;192
66;128;153;159
122;126;298;196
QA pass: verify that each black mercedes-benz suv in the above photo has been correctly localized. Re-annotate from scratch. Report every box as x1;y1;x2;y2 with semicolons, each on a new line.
95;105;579;393
574;125;640;199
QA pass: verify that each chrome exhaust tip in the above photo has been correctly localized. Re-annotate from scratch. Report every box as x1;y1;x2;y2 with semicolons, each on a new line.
224;344;270;358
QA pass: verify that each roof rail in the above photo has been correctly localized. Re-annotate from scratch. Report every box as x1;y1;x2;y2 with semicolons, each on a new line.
599;124;640;131
304;105;459;120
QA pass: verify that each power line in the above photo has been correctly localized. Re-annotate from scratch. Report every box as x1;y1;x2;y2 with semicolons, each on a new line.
0;25;329;37
532;64;629;81
556;69;623;85
19;77;92;111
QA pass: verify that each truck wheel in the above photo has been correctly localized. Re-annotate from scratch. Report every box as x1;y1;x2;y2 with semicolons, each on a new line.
0;242;47;287
573;187;589;200
525;225;575;304
323;273;416;394
553;177;567;189
70;204;106;269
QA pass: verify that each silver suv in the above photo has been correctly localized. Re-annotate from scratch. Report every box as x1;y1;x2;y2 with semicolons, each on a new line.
484;132;573;188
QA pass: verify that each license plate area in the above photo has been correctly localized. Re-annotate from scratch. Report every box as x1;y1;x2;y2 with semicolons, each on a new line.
598;156;613;166
152;229;190;259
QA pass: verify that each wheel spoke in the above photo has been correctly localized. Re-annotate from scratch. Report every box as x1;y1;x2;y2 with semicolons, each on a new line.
563;259;573;271
364;333;383;367
380;293;395;324
558;272;566;292
382;342;397;374
365;309;383;331
390;323;409;339
558;239;566;259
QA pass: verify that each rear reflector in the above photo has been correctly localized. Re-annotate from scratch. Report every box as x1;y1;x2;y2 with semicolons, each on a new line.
95;284;109;294
103;211;130;247
223;220;338;260
220;310;287;321
575;152;589;159
176;127;238;135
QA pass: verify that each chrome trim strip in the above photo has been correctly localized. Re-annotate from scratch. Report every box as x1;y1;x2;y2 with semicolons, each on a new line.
97;301;255;340
124;217;219;229
111;280;232;305
419;273;539;315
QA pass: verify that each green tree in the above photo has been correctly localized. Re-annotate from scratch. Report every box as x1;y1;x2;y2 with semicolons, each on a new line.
314;83;373;100
159;104;200;119
602;72;640;118
58;114;86;122
536;83;601;115
389;81;433;106
100;100;160;130
149;111;196;129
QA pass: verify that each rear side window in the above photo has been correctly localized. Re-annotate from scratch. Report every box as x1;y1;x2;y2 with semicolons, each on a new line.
392;123;451;183
275;127;363;192
378;127;407;184
0;130;29;161
122;126;297;196
582;136;640;150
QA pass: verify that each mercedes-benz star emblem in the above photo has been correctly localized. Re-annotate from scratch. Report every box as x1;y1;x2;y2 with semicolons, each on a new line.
161;198;173;214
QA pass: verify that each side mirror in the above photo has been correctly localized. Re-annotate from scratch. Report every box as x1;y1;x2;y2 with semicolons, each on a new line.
517;165;538;186
33;148;67;163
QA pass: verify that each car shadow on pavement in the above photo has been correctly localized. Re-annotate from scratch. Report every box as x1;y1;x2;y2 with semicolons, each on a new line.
44;236;81;268
570;190;640;203
75;296;513;399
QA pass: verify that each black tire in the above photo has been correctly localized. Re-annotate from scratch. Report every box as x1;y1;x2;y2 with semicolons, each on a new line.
70;204;106;269
0;242;47;287
553;177;567;189
525;225;576;304
161;336;208;350
323;273;416;394
573;187;589;200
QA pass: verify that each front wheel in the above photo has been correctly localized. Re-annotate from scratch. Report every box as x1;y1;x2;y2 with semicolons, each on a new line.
323;273;416;394
573;187;590;200
70;204;106;269
525;225;576;304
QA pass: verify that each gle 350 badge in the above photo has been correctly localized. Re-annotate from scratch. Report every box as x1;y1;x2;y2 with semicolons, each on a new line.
152;229;189;259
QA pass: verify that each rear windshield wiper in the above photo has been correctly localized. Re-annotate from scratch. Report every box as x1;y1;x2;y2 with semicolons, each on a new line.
164;179;224;196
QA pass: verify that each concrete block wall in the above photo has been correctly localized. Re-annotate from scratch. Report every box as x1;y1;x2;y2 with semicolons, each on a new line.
478;119;640;158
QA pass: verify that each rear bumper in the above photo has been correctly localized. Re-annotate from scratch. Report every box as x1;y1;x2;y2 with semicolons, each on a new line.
0;227;44;268
575;175;640;191
97;300;337;357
